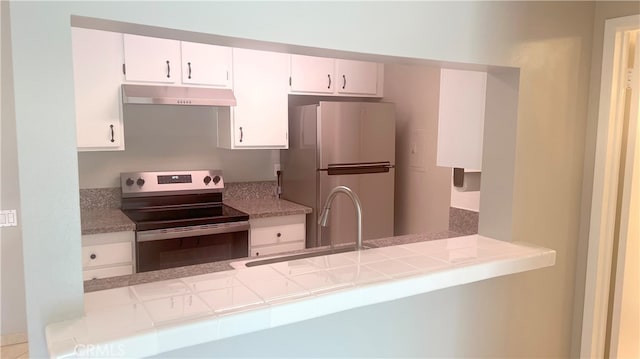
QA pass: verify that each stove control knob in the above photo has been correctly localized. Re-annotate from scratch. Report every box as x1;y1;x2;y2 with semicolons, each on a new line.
136;178;145;186
125;178;134;186
203;176;212;185
212;175;221;185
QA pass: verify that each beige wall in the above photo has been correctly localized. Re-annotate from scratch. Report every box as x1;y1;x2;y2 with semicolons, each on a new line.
572;2;640;356
78;105;278;188
383;63;451;235
0;0;27;339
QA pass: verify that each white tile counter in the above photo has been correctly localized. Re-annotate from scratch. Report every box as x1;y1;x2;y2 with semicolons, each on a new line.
46;235;555;358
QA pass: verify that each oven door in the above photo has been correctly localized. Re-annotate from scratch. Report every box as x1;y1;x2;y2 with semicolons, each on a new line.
135;221;249;273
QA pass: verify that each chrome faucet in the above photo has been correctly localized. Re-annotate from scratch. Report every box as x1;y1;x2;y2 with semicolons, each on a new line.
318;185;364;250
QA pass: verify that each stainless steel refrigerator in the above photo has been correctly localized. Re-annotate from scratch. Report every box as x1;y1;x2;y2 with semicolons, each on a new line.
281;101;396;248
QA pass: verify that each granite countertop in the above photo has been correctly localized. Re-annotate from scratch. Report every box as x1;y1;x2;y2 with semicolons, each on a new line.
224;197;312;218
84;230;461;292
80;208;135;235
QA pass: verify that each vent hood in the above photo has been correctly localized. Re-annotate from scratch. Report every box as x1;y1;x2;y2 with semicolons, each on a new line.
121;84;236;106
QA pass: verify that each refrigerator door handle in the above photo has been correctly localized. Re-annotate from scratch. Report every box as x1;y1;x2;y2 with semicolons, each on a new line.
320;162;395;176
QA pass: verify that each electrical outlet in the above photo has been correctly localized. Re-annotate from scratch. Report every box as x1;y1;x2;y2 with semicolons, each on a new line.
0;209;18;227
274;164;281;177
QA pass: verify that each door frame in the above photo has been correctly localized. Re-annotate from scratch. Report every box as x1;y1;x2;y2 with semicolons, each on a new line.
580;14;640;358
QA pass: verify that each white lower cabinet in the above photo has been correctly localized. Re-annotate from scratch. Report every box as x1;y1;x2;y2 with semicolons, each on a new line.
249;214;305;257
81;231;134;280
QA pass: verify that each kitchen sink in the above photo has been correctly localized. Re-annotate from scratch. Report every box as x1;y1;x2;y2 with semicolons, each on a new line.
242;244;374;267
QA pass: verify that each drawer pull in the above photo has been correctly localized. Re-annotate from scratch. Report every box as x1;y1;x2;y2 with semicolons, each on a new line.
90;253;97;260
276;233;282;238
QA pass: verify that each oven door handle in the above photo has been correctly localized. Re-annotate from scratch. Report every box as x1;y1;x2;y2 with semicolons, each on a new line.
137;221;250;242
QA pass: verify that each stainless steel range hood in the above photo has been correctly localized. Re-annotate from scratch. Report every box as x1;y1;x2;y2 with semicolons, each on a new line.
122;84;236;106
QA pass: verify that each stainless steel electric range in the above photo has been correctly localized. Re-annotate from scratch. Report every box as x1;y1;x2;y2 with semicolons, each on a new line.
120;170;249;273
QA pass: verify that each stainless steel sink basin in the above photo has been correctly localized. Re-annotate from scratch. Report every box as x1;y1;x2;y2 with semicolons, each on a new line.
243;244;373;267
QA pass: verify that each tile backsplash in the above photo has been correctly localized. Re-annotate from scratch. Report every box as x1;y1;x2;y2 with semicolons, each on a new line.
449;207;479;235
79;188;122;209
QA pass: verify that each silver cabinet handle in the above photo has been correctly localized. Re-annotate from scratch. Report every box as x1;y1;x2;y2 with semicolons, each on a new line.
342;75;346;89
239;126;243;142
109;124;115;143
166;60;171;78
328;74;331;89
187;62;192;79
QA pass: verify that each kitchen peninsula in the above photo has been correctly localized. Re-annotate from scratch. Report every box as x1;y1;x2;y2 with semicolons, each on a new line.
48;234;555;358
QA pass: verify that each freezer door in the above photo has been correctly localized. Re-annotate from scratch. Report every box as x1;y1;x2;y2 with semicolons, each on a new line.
318;170;395;246
318;102;396;169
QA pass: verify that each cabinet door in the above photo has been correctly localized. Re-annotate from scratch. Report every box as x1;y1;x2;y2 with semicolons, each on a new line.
181;42;232;87
436;69;486;170
232;48;289;148
83;265;133;281
71;27;125;151
335;59;379;95
123;34;180;83
290;55;334;94
251;242;305;257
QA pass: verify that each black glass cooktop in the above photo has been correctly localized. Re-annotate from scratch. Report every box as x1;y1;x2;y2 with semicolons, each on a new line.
122;204;249;231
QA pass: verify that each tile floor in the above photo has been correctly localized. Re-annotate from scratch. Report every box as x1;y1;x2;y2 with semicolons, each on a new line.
0;342;29;359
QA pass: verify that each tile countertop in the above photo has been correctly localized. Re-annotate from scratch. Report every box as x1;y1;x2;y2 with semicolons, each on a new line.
48;235;556;358
79;198;311;235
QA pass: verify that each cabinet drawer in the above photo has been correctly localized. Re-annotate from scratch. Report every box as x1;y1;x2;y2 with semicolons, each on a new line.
82;231;134;246
82;242;132;268
251;241;305;257
83;265;133;281
251;223;305;246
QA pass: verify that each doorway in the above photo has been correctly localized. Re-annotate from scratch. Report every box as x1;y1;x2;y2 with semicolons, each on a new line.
581;15;640;359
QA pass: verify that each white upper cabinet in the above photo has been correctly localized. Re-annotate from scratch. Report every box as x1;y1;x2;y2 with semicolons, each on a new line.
217;48;289;149
335;59;380;96
181;41;232;88
290;55;334;94
290;56;383;97
436;69;487;171
71;27;125;151
123;34;181;83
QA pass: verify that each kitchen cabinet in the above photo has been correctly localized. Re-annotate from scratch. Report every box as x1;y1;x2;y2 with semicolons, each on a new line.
250;214;305;257
335;59;381;96
123;34;181;83
436;68;487;171
290;55;335;94
71;27;125;151
217;48;290;149
181;41;232;88
81;231;134;281
289;55;384;97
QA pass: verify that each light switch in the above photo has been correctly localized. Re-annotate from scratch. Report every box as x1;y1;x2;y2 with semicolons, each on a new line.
409;129;426;172
0;210;18;227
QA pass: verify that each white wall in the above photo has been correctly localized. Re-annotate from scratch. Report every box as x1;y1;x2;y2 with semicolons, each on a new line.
78;105;277;188
0;0;27;342
6;1;626;357
384;63;451;235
